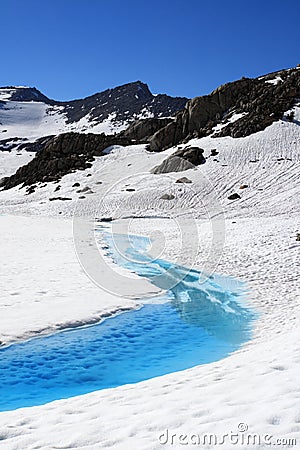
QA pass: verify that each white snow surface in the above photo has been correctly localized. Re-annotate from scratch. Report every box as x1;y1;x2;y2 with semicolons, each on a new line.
212;111;248;133
265;75;283;85
0;150;35;178
0;112;299;449
0;100;129;141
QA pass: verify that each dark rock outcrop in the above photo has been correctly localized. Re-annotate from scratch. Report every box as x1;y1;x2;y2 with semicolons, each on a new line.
0;132;134;190
98;217;113;222
151;147;205;174
0;118;182;188
49;197;72;201
175;177;192;183
149;67;300;151
228;193;241;200
120;117;173;141
17;135;55;152
160;193;175;200
62;82;187;126
0;137;25;152
0;135;54;153
10;87;55;104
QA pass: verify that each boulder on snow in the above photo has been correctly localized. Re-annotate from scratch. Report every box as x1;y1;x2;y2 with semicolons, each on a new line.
175;177;192;183
77;186;92;193
98;217;113;222
25;186;36;195
49;197;72;201
151;147;205;174
121;117;173;142
228;193;241;200
160;193;175;200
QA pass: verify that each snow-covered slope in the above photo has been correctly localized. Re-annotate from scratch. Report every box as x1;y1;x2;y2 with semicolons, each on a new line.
0;153;299;450
0;149;35;179
1;103;299;218
0;100;67;140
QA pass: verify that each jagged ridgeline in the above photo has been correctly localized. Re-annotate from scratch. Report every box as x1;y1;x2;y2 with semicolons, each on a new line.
149;66;300;150
0;67;299;189
0;81;187;140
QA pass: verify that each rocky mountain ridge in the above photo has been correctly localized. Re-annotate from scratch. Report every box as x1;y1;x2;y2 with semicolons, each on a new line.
1;66;299;189
0;82;188;147
149;67;300;150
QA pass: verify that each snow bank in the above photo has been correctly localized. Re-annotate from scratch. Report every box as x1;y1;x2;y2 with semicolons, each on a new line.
0;216;299;450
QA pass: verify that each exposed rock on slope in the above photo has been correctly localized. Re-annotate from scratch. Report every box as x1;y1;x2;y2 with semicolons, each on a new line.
151;147;205;174
18;136;55;152
176;177;192;183
2;66;300;188
62;82;187;126
0;117;174;189
149;67;300;151
0;133;133;189
120;117;173;141
0;136;55;153
8;87;55;104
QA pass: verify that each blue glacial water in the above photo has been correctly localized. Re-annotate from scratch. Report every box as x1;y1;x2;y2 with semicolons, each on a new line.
0;229;255;412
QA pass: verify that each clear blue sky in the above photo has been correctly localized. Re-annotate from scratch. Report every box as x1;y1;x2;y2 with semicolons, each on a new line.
1;0;299;100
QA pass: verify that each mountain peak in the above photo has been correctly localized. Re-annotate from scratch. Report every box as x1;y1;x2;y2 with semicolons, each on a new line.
0;86;53;104
0;80;188;141
62;81;187;125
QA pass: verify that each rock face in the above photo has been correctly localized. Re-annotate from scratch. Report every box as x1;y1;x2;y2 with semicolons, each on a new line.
0;137;24;152
8;87;55;104
0;132;134;189
151;147;205;174
62;82;187;126
17;135;55;152
149;67;300;151
120;117;173;142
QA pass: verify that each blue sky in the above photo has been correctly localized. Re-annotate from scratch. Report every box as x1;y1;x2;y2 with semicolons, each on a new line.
1;0;299;100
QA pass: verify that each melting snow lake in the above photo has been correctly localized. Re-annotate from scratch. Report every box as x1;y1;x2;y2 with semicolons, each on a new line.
0;229;255;411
